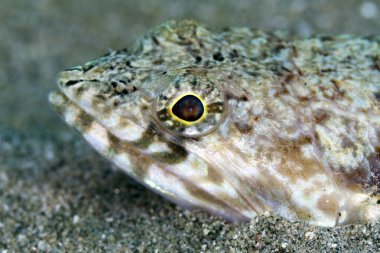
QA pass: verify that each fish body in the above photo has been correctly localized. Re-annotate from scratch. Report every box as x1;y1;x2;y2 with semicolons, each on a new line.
49;20;380;226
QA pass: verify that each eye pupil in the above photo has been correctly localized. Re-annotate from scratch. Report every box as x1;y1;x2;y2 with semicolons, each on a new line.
171;95;204;122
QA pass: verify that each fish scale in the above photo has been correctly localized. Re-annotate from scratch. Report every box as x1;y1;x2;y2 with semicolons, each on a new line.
49;20;380;226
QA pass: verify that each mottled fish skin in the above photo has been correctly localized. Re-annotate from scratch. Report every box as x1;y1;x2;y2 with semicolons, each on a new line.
49;20;380;226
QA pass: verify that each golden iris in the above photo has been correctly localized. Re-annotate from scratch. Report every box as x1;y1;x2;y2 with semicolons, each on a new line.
169;93;206;125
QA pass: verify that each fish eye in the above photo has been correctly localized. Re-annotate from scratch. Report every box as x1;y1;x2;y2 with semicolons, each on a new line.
170;94;206;124
154;69;227;137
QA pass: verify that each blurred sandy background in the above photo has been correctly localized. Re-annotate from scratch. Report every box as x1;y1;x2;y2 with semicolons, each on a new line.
1;0;379;252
